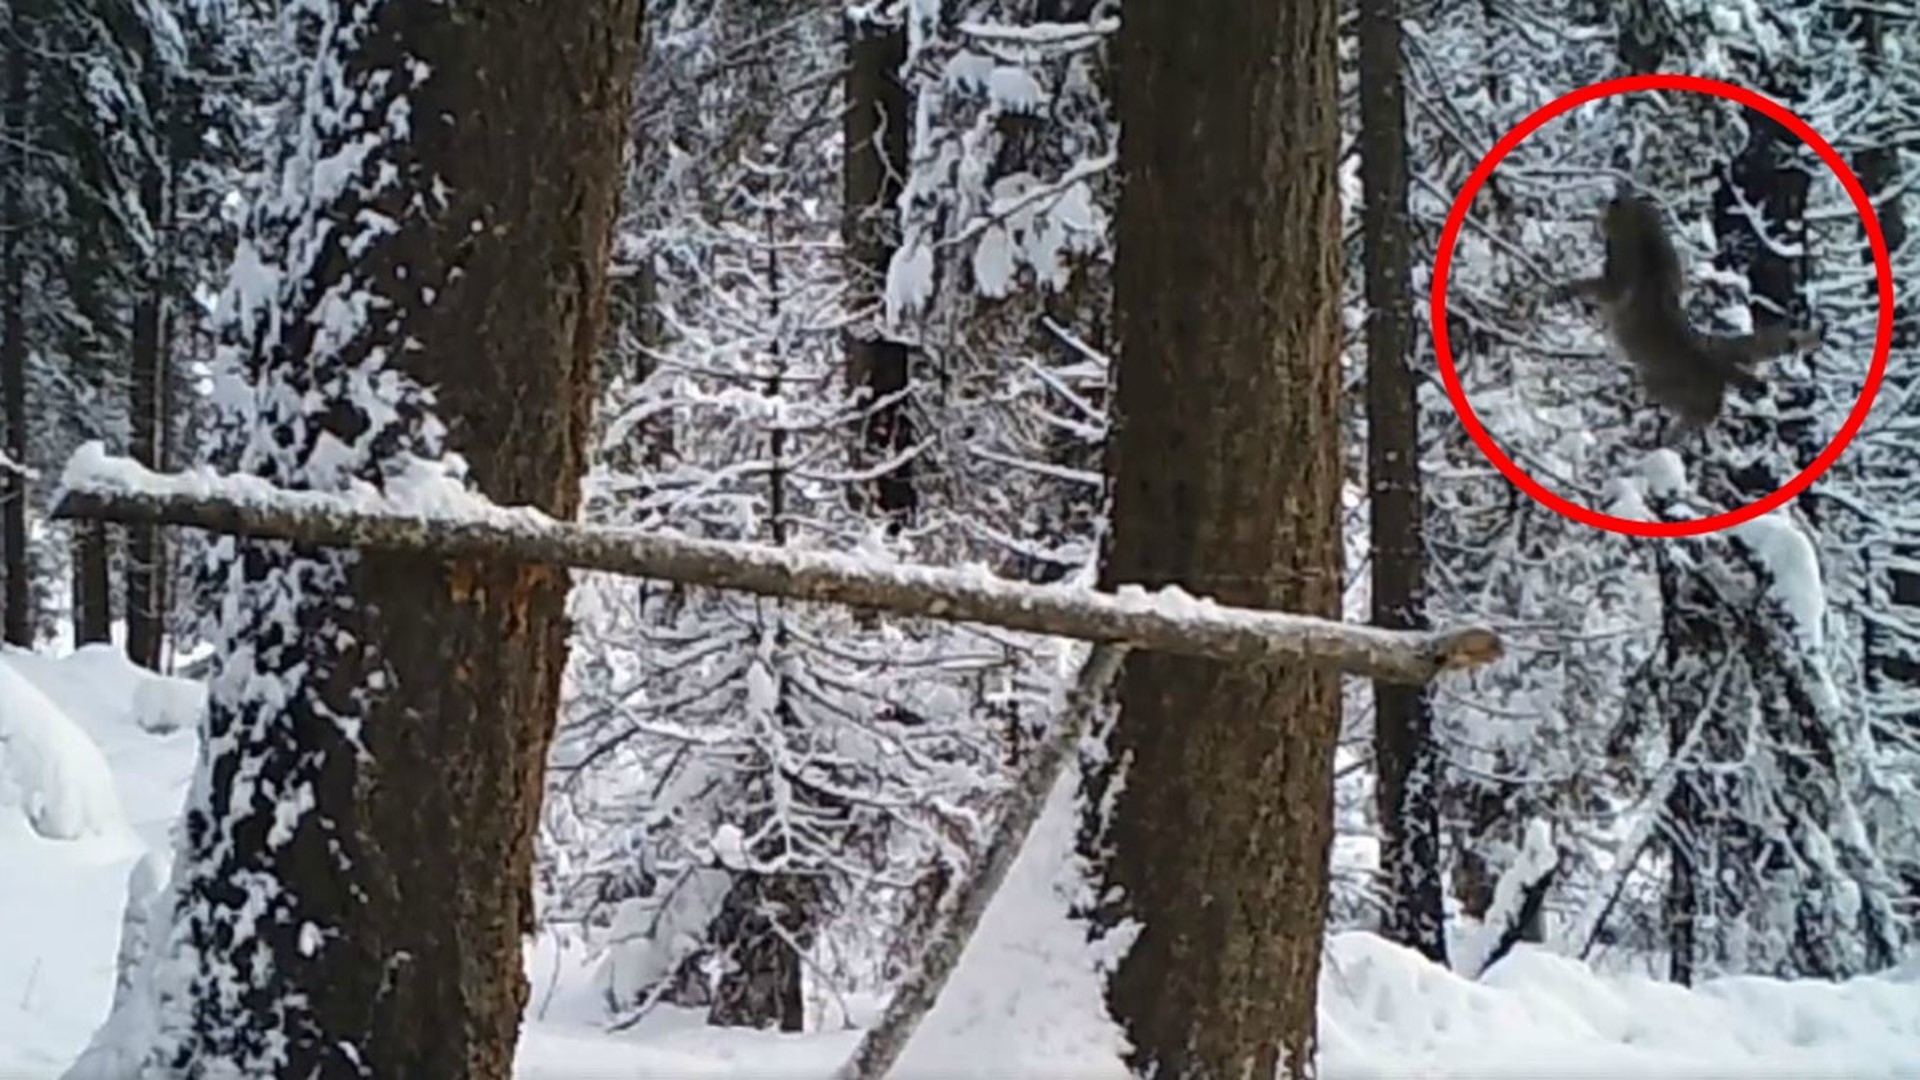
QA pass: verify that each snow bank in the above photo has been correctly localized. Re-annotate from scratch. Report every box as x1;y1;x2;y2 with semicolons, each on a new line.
8;644;1920;1080
1321;933;1920;1079
0;649;195;1077
3;646;202;852
0;654;128;842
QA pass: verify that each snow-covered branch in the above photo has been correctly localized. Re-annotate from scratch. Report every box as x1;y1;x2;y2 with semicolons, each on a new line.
54;445;1502;683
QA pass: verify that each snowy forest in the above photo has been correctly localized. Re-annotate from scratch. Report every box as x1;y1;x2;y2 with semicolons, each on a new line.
1;0;1918;1077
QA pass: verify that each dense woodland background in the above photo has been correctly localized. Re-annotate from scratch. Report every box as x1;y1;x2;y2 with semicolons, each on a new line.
0;0;1916;1076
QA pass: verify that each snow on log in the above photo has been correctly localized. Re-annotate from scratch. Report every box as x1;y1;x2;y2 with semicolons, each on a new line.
52;444;1501;683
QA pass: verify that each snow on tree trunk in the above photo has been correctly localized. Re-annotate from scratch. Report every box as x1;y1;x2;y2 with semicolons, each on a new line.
64;1;642;1075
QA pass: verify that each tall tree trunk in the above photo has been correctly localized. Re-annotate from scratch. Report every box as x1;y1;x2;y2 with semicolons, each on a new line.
1087;0;1344;1074
1858;5;1920;906
842;11;916;526
1359;0;1447;967
103;3;643;1076
126;280;168;668
1;21;32;648
127;163;170;670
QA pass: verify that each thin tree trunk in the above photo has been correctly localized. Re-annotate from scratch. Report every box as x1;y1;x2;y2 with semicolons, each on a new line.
708;870;817;1031
1359;0;1447;966
708;165;822;1034
843;11;916;525
1712;71;1814;502
1086;0;1345;1073
126;166;170;670
1;21;32;648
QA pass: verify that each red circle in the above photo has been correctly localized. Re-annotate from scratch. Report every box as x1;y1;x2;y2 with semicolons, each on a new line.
1430;73;1893;539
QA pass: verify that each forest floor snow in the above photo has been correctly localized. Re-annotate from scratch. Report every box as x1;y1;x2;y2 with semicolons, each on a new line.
3;646;1919;1078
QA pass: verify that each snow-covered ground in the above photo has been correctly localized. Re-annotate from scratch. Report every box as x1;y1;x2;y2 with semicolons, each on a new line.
4;646;1918;1077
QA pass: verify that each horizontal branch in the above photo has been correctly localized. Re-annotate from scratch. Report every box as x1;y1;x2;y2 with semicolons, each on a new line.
53;445;1501;684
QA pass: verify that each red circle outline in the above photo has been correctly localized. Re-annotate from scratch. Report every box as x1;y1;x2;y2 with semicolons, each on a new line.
1430;74;1893;539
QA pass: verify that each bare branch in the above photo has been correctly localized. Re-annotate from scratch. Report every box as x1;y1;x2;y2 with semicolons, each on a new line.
52;446;1501;683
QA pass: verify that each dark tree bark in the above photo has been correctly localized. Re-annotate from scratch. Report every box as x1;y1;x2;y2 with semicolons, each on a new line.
107;3;644;1076
1;19;32;648
126;160;171;670
842;10;917;526
71;522;111;646
1358;0;1447;967
1657;546;1713;988
1086;0;1345;1074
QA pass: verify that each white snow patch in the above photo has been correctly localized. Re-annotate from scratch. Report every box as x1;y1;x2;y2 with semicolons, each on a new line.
1639;449;1688;499
0;650;194;1075
0;654;131;843
985;66;1046;112
708;823;748;871
1320;934;1920;1078
883;765;1132;1078
884;238;936;319
1602;476;1655;522
1731;512;1825;651
971;225;1017;298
